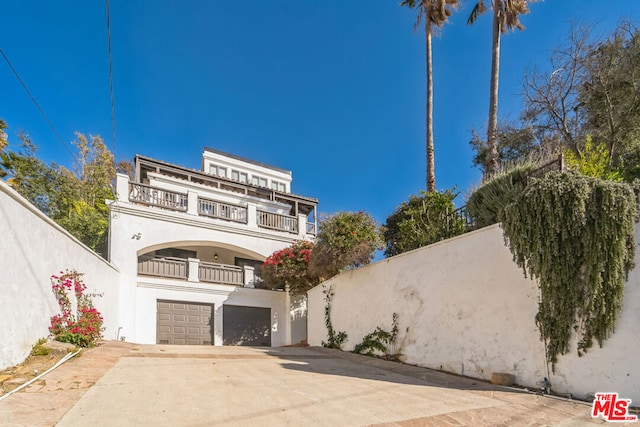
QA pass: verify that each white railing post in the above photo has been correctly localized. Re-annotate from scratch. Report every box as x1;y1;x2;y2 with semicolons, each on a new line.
243;265;255;288
298;214;306;238
187;191;198;216
116;173;129;202
247;203;258;229
188;258;200;282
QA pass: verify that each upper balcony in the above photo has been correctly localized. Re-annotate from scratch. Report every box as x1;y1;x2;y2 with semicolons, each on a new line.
114;155;318;239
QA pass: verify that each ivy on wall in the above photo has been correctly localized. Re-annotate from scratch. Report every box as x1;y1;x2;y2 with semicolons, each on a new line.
501;171;637;369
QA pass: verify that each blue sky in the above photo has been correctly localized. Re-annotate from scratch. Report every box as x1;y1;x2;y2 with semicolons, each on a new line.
2;1;640;225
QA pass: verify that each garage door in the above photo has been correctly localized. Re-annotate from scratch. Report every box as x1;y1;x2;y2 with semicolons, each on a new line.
223;305;271;346
157;300;213;345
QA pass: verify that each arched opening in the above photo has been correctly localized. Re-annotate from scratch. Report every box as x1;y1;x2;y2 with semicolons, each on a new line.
136;241;266;287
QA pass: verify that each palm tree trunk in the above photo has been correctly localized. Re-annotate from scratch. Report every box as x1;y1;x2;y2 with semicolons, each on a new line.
426;8;436;191
485;0;501;178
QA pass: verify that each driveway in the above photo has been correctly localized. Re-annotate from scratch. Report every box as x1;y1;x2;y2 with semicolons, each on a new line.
0;341;606;426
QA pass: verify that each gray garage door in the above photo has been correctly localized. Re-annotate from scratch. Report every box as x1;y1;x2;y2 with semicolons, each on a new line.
157;300;213;345
223;305;271;346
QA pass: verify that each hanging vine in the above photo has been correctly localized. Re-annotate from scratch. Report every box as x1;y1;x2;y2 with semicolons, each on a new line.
501;171;637;369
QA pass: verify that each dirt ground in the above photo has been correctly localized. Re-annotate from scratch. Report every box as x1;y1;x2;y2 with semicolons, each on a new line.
0;340;75;396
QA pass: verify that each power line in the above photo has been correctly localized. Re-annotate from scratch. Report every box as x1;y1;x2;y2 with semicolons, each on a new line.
0;47;77;162
105;0;117;164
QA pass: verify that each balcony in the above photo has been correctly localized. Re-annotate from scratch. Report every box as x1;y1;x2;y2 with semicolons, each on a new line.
120;176;316;238
138;256;255;287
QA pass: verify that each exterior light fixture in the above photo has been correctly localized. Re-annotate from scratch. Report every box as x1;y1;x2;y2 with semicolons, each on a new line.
132;233;142;240
214;253;218;260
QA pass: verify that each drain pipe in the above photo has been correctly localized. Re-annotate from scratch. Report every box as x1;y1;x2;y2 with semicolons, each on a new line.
0;349;81;402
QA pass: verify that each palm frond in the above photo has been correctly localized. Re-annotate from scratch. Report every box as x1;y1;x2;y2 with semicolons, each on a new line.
467;1;488;25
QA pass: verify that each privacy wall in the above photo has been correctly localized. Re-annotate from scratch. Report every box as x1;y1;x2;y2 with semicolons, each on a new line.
307;224;640;403
0;181;120;369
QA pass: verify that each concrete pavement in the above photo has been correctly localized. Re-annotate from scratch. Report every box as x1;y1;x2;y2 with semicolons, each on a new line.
0;341;609;426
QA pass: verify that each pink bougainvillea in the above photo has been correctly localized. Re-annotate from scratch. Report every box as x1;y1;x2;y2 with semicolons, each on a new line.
262;241;317;295
49;270;103;347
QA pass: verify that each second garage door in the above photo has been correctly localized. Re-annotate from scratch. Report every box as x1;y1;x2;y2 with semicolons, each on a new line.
157;300;213;345
223;305;271;346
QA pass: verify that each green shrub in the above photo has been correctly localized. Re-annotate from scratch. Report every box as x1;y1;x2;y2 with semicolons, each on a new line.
466;164;535;228
383;189;464;257
30;338;50;356
310;211;382;280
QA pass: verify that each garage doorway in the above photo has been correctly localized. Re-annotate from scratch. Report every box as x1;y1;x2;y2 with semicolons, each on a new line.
223;305;271;346
157;300;213;345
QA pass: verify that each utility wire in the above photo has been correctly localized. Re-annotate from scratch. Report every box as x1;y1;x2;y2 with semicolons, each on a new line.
0;47;77;162
105;0;117;165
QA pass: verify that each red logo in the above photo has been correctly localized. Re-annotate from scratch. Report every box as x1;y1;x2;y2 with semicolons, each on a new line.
591;393;638;422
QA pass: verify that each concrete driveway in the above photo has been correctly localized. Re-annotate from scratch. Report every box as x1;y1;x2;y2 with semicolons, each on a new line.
0;341;606;426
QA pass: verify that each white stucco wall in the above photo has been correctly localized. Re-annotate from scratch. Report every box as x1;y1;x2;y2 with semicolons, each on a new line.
307;223;640;403
109;190;305;345
134;277;289;346
0;181;120;369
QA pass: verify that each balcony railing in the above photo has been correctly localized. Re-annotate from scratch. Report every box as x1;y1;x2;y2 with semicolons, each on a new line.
257;210;298;234
198;198;248;223
138;256;188;280
198;262;244;285
123;181;315;237
306;222;316;235
129;183;188;212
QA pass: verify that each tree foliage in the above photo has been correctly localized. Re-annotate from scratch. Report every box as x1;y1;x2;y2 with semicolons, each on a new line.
473;21;640;180
563;136;622;181
501;171;637;369
309;211;383;280
0;121;117;257
261;241;318;296
383;189;463;257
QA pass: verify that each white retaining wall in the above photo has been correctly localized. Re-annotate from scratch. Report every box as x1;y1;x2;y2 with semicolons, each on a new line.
307;223;640;403
0;181;120;369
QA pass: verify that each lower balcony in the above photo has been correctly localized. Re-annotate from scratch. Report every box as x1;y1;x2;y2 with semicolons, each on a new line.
138;255;261;288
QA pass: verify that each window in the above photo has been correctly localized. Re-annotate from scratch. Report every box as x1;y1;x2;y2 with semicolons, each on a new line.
209;165;227;178
270;181;286;192
251;175;267;187
231;170;248;183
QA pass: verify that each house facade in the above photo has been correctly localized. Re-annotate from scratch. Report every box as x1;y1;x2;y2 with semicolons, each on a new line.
108;147;317;347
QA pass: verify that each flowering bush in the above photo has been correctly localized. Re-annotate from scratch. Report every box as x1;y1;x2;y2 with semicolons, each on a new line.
262;241;318;295
49;270;103;347
309;211;383;279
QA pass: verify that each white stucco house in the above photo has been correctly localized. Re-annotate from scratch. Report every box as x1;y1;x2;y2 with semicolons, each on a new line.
108;147;317;347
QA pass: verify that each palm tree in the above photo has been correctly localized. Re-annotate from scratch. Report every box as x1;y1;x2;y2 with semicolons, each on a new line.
401;0;460;192
467;0;537;177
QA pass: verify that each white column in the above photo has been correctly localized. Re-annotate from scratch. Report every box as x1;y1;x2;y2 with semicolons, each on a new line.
247;203;258;229
116;173;129;203
243;265;255;288
187;190;198;216
298;214;307;239
187;258;200;282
